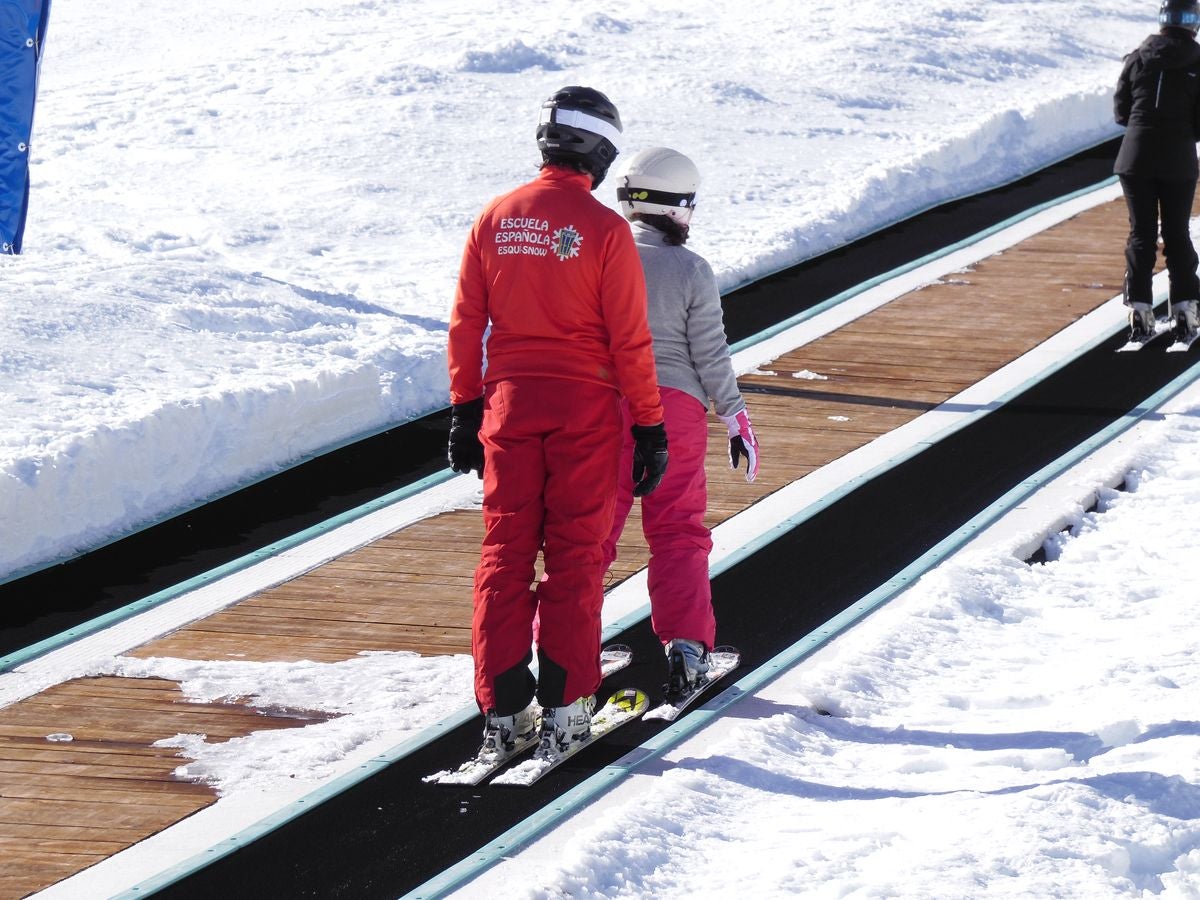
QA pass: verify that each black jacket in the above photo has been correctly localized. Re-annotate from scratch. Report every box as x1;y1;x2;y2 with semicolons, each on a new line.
1114;31;1200;179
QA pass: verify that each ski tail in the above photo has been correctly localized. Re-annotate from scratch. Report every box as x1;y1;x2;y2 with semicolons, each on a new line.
1117;317;1172;352
600;643;633;678
644;646;741;722
1168;302;1200;352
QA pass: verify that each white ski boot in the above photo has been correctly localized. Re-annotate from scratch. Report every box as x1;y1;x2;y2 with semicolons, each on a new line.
1173;300;1199;342
1128;302;1155;342
479;703;538;762
538;695;594;755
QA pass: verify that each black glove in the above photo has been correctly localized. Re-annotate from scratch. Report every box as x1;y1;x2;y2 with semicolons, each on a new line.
447;397;484;479
630;422;668;497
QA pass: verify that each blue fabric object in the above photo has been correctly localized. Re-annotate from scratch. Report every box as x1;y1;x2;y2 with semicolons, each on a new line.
0;0;50;255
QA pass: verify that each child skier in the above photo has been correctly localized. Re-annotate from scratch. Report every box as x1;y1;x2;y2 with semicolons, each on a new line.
603;146;760;698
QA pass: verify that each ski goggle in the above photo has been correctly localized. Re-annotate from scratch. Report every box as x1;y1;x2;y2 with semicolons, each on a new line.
616;186;697;210
1161;9;1200;31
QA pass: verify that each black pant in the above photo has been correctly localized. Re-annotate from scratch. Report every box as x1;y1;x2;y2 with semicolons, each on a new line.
1120;174;1199;305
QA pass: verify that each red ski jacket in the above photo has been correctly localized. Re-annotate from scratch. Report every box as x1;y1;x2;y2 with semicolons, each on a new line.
448;166;663;426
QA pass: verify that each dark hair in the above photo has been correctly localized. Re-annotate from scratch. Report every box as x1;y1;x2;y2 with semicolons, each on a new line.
631;213;689;245
539;158;590;173
538;158;597;185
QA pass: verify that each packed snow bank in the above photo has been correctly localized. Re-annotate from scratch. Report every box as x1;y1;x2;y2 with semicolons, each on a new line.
1;361;391;571
1;0;1138;581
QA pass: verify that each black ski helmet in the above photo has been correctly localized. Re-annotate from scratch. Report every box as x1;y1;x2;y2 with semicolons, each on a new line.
1161;0;1200;33
537;86;622;188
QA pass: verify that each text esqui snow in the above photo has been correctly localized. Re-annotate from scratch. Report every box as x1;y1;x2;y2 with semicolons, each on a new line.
422;645;633;786
643;646;741;722
490;687;649;786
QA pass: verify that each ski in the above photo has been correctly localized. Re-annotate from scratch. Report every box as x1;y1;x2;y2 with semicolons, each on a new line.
422;643;633;787
423;645;633;786
643;646;741;722
490;687;649;786
1116;318;1173;352
1167;326;1200;353
421;706;540;786
599;643;634;676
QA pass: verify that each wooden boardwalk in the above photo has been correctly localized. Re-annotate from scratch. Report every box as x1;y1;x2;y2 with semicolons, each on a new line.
0;191;1155;897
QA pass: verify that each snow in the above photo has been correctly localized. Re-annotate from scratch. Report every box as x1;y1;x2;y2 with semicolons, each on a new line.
448;382;1200;897
107;651;474;795
1;0;1139;580
4;1;1200;897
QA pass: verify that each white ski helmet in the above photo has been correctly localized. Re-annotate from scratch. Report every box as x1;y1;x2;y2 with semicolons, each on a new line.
615;147;700;226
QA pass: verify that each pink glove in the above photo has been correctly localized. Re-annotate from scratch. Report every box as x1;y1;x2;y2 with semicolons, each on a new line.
718;408;759;483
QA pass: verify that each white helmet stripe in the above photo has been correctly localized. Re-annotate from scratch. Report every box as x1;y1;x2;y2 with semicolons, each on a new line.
539;106;623;149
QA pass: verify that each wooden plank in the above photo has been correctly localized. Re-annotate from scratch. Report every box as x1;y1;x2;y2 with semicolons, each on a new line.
0;758;205;782
0;796;202;831
0;735;194;765
0;822;149;843
1;863;109;899
128;630;471;661
0;670;353;895
3;778;212;806
212;598;474;626
0;834;129;855
0;723;268;745
21;691;307;719
311;553;485;579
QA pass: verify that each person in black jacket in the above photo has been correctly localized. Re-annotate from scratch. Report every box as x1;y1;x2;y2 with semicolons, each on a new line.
1114;0;1200;341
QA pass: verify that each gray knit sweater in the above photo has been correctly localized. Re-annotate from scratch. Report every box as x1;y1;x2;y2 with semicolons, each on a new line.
632;221;745;418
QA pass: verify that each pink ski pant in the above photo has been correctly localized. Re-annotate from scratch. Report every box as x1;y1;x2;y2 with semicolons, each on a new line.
603;387;716;650
473;377;621;715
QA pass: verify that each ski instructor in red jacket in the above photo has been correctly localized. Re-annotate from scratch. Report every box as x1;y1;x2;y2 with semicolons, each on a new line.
446;86;667;762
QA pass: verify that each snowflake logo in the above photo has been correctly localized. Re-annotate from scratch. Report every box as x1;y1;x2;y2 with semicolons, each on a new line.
552;225;583;261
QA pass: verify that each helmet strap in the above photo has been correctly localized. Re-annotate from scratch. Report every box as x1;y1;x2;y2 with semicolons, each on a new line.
616;186;696;210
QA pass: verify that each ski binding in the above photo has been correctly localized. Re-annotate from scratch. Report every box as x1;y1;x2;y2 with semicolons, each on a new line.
643;646;741;722
490;687;649;787
423;644;632;786
1167;324;1200;353
1117;317;1172;352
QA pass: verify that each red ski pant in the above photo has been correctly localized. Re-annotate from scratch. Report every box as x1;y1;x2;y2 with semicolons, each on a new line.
602;387;716;649
473;377;621;715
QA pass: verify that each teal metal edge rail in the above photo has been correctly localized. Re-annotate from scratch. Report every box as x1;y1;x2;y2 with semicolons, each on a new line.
4;175;1120;676
728;173;1119;356
718;134;1119;303
0;470;456;673
406;349;1200;900
124;179;1147;900
117;700;479;897
2;139;1113;592
0;404;452;590
19;172;1121;897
